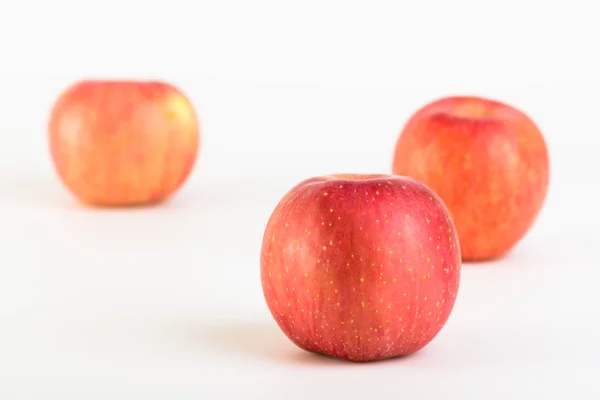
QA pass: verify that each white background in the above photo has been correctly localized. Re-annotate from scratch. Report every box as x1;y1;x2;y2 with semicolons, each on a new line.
0;0;599;398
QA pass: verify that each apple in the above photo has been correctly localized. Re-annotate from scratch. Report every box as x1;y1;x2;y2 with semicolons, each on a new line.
392;96;549;261
48;80;200;207
260;174;461;362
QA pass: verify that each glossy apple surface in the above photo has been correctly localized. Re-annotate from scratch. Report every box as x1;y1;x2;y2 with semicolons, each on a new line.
260;174;461;362
392;96;549;261
48;80;200;207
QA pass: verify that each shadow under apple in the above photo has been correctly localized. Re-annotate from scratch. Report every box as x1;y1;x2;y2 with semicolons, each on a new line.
0;175;71;209
185;320;349;366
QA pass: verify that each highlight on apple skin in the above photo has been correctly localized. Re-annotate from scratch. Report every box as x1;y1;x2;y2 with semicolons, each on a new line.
392;96;550;261
48;79;200;207
260;173;462;362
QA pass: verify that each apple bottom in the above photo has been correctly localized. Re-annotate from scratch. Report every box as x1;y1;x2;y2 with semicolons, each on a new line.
275;314;445;363
266;269;457;363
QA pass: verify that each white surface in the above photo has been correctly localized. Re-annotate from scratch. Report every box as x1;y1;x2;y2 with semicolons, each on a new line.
1;0;600;398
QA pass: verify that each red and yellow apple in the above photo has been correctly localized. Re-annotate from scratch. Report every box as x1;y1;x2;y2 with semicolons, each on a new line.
260;174;461;362
48;80;200;207
392;96;549;261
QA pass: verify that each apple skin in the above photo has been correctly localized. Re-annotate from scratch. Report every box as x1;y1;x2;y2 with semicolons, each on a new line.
392;96;549;261
260;174;461;362
48;80;200;207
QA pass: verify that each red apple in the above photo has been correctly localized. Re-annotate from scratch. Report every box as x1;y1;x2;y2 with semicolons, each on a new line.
392;96;549;261
48;80;200;207
260;174;461;362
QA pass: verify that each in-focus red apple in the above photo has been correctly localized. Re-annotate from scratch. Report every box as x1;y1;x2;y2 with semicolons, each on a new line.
48;80;200;207
260;174;461;362
392;96;549;261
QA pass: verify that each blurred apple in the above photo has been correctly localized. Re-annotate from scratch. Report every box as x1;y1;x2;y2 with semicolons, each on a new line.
260;174;461;362
392;96;549;261
48;80;200;207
